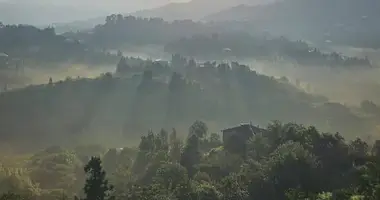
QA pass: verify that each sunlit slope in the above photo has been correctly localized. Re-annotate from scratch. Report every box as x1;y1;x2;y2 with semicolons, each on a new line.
0;59;375;150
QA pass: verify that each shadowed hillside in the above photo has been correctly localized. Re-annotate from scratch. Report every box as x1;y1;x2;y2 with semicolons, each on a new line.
205;0;380;48
1;57;377;150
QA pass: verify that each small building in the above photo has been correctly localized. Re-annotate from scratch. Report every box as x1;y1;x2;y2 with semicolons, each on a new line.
222;123;264;155
0;53;9;68
0;53;8;57
222;123;264;143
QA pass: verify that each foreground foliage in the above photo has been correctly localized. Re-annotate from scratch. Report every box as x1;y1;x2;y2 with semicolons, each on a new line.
2;121;380;199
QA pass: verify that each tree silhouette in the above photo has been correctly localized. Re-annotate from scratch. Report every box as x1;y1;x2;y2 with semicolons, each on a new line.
82;157;114;200
189;120;208;139
180;134;201;177
0;192;26;200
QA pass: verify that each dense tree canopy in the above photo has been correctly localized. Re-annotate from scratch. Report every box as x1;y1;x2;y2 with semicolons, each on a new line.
63;14;373;69
0;24;119;67
165;33;372;68
65;15;220;48
1;121;380;199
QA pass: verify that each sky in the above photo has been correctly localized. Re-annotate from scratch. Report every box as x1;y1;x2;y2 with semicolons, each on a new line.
2;0;188;12
0;0;189;25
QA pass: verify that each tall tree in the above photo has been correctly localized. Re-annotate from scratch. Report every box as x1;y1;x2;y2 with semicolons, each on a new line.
158;129;169;151
189;120;208;139
82;157;114;200
180;134;202;177
169;128;182;163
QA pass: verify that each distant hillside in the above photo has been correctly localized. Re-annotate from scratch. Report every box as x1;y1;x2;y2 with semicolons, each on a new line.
52;0;274;33
53;17;105;34
0;58;372;147
205;0;380;48
52;0;259;32
164;33;372;68
132;0;274;21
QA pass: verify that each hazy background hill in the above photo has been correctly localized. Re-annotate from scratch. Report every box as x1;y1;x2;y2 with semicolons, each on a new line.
132;0;275;21
205;0;380;48
3;0;273;32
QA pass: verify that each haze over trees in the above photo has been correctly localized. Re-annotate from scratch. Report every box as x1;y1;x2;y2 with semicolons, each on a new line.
0;23;120;68
0;56;378;149
79;15;217;47
62;14;372;69
165;33;372;68
205;0;380;48
3;0;379;49
2;0;380;199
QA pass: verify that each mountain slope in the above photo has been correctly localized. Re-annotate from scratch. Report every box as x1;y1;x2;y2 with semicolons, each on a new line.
0;58;370;147
206;0;380;22
204;0;380;47
132;0;274;21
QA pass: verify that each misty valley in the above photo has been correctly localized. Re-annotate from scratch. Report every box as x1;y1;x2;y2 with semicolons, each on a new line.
2;0;380;199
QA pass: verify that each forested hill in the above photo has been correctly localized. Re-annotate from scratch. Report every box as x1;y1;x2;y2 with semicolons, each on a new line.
205;0;380;48
164;33;372;68
63;14;373;69
0;57;376;149
0;24;119;66
65;15;223;48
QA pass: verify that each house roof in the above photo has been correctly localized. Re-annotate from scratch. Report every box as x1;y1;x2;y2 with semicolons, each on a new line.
222;123;265;134
0;53;8;57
